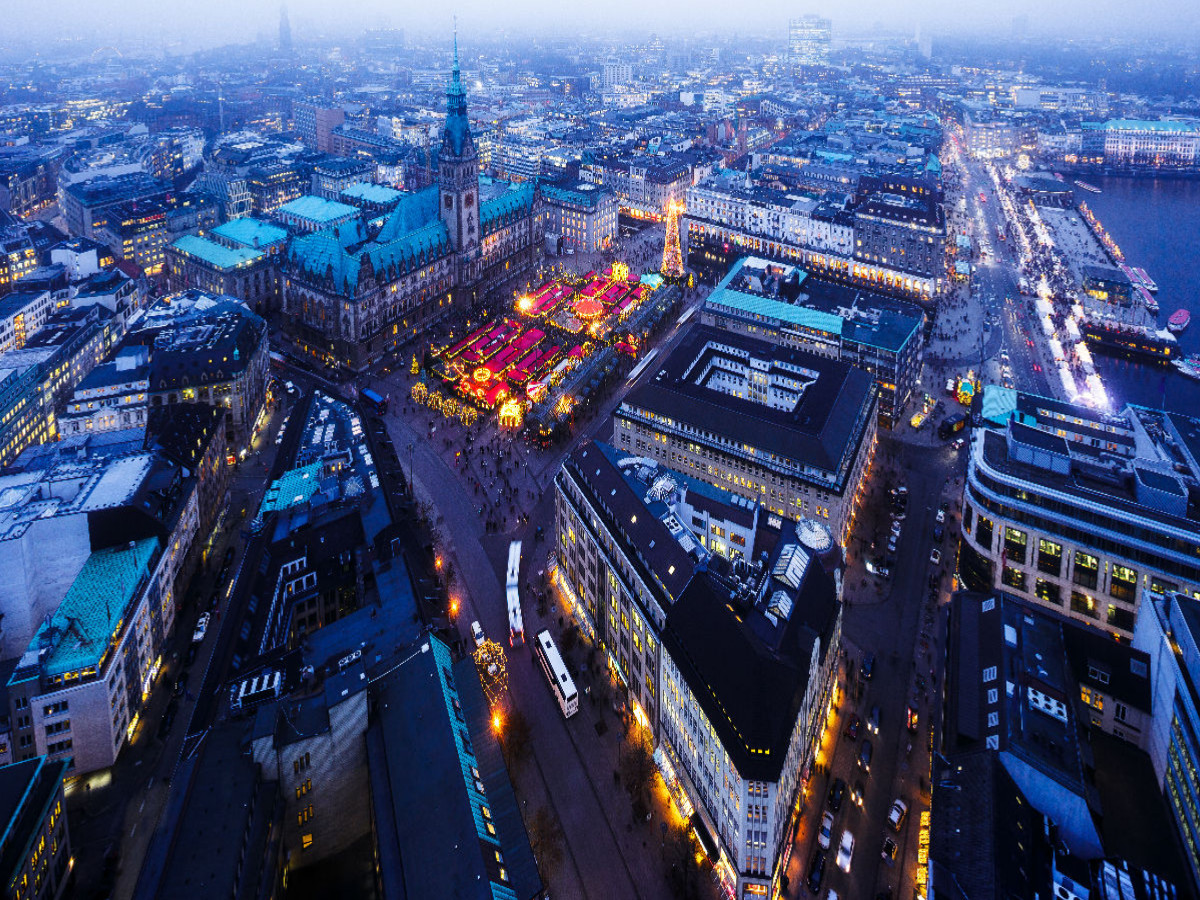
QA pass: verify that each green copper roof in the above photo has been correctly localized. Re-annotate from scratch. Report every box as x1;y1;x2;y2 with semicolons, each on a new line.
480;184;534;230
211;217;288;249
341;182;403;206
260;461;324;514
707;286;845;336
171;235;264;271
278;196;359;224
289;217;450;297
376;186;440;243
35;538;158;679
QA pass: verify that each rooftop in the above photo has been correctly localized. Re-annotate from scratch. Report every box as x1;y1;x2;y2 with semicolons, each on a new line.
619;325;877;482
169;234;264;271
209;217;288;249
0;758;67;889
32;537;158;678
339;182;403;206
277;195;358;224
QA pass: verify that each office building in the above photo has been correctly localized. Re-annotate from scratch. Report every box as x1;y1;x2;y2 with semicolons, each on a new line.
959;386;1200;638
554;441;843;899
369;633;544;899
1103;120;1200;170
0;291;54;354
613;326;877;545
0;215;39;292
1133;591;1200;890
540;180;617;253
788;16;832;66
58;346;150;437
699;257;925;426
0;757;71;900
57;172;167;240
310;158;374;200
292;101;346;154
164;235;279;314
581;152;697;221
3;444;201;774
128;292;269;450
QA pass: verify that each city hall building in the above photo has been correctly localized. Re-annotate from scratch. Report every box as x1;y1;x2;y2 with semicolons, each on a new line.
612;326;878;546
280;45;539;373
959;386;1200;638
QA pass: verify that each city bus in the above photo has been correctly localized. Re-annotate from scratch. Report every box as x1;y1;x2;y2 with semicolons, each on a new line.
534;629;578;718
359;387;389;414
506;541;524;646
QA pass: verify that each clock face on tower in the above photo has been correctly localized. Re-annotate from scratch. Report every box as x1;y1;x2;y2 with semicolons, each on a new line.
444;193;453;210
465;193;475;208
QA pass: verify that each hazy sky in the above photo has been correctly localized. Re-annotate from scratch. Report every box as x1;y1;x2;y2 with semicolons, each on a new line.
8;0;1197;50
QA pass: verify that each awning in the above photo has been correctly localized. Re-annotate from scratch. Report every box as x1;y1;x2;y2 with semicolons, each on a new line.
690;812;720;861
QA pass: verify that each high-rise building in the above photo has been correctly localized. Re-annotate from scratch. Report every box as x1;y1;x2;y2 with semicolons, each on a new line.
279;4;292;52
788;15;832;67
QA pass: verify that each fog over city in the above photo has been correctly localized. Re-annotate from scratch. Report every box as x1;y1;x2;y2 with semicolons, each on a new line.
7;0;1198;50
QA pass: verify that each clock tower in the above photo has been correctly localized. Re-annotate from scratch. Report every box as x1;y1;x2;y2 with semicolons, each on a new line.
439;32;480;259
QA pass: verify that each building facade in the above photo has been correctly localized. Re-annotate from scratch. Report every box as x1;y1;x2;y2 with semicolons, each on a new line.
554;441;843;899
612;326;878;546
699;256;925;427
959;386;1200;639
0;757;71;900
539;181;617;254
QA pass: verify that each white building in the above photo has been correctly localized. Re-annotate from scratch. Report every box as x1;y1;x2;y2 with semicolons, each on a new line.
0;289;54;354
554;442;844;899
59;346;150;436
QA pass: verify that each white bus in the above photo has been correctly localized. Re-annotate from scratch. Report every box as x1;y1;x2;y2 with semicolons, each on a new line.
534;629;578;718
506;541;524;646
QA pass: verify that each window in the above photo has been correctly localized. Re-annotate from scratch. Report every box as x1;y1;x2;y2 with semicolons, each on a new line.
1115;702;1128;722
1037;539;1062;576
1073;552;1099;590
1003;527;1027;564
293;752;311;774
1071;591;1097;618
301;834;314;850
975;515;994;551
296;778;312;799
1110;564;1138;603
983;666;997;683
297;804;314;825
1035;579;1062;607
1002;566;1027;592
1081;685;1104;711
987;687;999;704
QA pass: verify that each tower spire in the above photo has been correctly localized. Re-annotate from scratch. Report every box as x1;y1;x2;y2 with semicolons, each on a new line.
453;17;459;77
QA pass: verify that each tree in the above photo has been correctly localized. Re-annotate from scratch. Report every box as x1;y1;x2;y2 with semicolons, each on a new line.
500;707;532;772
620;727;656;819
526;804;564;883
668;824;702;900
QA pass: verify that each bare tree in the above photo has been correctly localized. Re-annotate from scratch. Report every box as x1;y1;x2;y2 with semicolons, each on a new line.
527;804;564;884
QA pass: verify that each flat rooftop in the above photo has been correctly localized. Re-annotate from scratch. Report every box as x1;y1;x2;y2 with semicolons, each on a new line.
209;217;287;249
277;195;358;224
620;325;876;480
170;234;264;270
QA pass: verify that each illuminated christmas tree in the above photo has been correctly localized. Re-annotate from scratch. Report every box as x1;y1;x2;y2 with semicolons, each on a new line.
661;199;685;279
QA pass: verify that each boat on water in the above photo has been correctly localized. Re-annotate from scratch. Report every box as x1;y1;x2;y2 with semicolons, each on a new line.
1081;315;1178;363
1075;180;1102;193
1168;309;1191;333
1135;284;1159;313
1173;355;1200;380
1134;267;1158;292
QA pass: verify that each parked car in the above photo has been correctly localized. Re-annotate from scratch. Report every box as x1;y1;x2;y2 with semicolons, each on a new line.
845;715;861;741
835;831;855;873
192;613;210;644
818;811;835;850
930;548;942;566
935;509;947;524
887;799;909;831
867;704;881;734
933;524;945;542
471;620;486;647
828;778;846;813
887;535;898;554
808;849;827;894
882;837;898;864
906;705;919;733
861;656;875;681
173;671;189;697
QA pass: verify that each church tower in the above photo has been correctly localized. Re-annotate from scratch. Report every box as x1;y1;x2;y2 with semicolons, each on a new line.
439;32;480;258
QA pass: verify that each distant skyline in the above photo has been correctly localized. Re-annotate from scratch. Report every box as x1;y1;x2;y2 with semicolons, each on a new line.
6;0;1199;53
